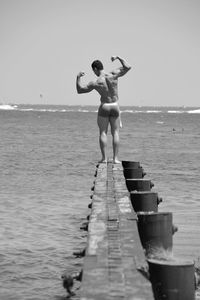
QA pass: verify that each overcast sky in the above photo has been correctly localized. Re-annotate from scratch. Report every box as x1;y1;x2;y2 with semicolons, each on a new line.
0;0;200;106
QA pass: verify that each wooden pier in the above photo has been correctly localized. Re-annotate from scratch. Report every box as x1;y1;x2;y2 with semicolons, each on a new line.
80;162;154;300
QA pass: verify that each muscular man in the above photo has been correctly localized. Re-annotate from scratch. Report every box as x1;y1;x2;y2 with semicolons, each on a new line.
76;56;131;164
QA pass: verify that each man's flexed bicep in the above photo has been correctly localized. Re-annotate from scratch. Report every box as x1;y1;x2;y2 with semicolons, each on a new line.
111;56;131;78
76;72;95;94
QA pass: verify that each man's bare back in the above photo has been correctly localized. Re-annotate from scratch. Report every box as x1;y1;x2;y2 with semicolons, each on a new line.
76;55;131;163
76;56;130;102
93;72;118;104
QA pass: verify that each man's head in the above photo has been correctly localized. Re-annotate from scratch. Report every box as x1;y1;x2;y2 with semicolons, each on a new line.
91;60;104;76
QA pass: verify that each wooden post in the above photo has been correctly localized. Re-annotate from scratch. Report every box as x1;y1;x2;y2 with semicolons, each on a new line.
122;160;140;168
126;178;154;192
148;258;195;300
137;212;175;254
123;167;146;179
130;191;162;212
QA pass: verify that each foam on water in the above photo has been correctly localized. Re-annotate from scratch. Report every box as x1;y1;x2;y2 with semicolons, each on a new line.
188;109;200;114
1;104;200;114
0;104;18;110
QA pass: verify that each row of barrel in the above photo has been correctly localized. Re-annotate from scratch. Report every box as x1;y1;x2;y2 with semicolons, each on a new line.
122;160;197;300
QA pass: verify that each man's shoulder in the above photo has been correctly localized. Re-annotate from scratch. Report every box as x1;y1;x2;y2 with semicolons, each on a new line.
106;72;118;82
88;79;101;91
108;70;120;80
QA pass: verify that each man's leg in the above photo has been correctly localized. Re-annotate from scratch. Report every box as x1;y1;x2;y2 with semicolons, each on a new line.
97;115;109;163
110;116;120;163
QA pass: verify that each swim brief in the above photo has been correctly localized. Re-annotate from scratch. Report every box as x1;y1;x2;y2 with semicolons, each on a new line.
98;103;120;118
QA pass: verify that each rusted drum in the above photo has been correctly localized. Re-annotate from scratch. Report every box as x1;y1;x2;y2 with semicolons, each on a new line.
122;160;140;169
123;167;146;179
130;191;162;212
148;259;195;300
126;179;154;192
137;212;175;253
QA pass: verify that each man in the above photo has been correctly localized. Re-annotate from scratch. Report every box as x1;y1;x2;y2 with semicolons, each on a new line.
76;55;131;164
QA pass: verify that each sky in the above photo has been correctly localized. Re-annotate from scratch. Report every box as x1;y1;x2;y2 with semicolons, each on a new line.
0;0;200;106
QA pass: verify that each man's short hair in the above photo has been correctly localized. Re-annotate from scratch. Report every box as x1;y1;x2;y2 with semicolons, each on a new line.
91;60;104;71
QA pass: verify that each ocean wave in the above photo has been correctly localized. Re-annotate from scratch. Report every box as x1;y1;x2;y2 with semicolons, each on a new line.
187;109;200;114
168;108;200;114
121;110;162;113
77;109;89;113
14;107;98;113
146;110;162;113
121;110;134;113
0;104;18;110
1;105;200;114
168;110;184;114
20;108;69;112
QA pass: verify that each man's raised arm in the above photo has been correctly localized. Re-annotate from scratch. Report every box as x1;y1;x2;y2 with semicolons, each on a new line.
111;56;131;78
76;72;94;94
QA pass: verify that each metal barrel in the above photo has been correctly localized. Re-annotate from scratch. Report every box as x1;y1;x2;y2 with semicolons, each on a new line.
122;160;140;169
123;167;145;179
137;212;174;253
126;179;154;192
147;258;195;300
130;191;161;212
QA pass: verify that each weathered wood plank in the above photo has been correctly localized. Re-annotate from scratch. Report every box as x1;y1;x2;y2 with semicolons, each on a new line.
80;162;154;300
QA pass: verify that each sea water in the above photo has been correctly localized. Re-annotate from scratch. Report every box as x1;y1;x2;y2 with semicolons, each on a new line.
0;104;200;299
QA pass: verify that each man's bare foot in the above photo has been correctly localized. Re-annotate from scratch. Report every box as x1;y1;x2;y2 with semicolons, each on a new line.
98;159;107;164
113;158;121;164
